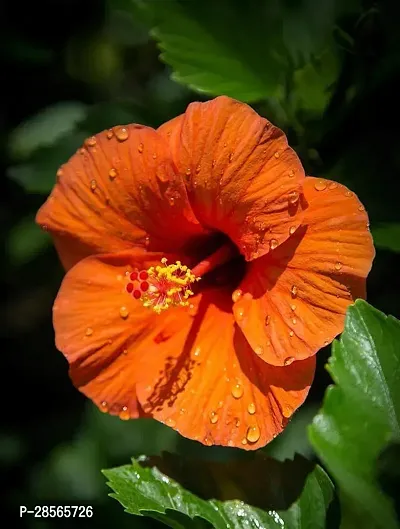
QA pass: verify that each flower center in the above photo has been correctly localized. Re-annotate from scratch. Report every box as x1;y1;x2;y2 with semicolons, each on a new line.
126;258;199;314
126;242;238;313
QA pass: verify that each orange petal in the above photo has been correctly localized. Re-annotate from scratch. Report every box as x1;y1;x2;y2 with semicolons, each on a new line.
53;250;179;418
135;289;315;450
158;96;306;261
36;125;207;270
53;252;314;448
233;177;375;366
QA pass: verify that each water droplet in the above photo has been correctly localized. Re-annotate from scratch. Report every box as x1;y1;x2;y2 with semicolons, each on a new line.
119;406;130;420
314;179;327;191
284;356;294;366
193;347;201;357
282;406;292;418
255;346;264;356
265;315;270;326
335;261;343;271
100;401;108;413
90;179;97;192
229;152;234;163
291;285;298;298
288;190;299;204
269;238;278;250
232;383;243;399
218;400;224;409
292;318;297;325
56;167;63;180
180;408;186;415
79;147;86;155
289;225;296;235
274;151;280;158
232;289;243;303
358;204;365;211
119;306;129;319
210;411;219;424
166;417;176;427
236;308;245;321
289;330;294;337
122;348;128;355
115;127;129;142
144;236;150;247
212;159;216;168
328;182;338;190
138;143;144;153
168;196;175;206
107;129;113;139
85;136;97;147
246;424;261;443
204;437;212;447
291;304;296;311
247;403;256;414
109;168;118;180
185;168;191;177
241;438;248;445
288;169;295;178
85;327;93;336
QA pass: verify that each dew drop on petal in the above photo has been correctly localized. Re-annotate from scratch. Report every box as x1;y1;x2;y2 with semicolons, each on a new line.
100;401;108;413
119;306;129;319
210;411;219;424
109;168;118;180
119;406;130;420
328;182;338;190
232;383;243;399
289;226;296;236
288;190;299;205
138;143;144;153
85;136;97;147
288;169;295;178
345;190;353;197
56;167;63;180
265;315;270;326
85;327;93;336
255;346;264;356
241;438;248;445
335;262;343;271
90;179;97;192
291;285;298;298
269;238;278;250
204;437;212;447
115;127;129;142
358;205;365;211
314;179;327;191
274;151;280;159
246;424;260;443
247;403;256;415
291;304;296;311
166;417;176;427
185;168;191;177
236;307;245;321
107;129;113;139
284;356;294;366
292;318;297;325
289;330;294;337
232;289;243;303
282;406;292;418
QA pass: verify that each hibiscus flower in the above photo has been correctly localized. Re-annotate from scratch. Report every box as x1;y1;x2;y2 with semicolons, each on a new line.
36;96;374;449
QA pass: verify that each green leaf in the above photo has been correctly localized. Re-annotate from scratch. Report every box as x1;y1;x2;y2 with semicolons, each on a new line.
9;102;88;160
309;300;400;529
372;223;400;253
7;131;88;193
7;216;51;265
104;453;334;529
136;0;287;102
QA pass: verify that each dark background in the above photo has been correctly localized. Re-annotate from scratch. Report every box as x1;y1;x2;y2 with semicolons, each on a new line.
1;0;399;527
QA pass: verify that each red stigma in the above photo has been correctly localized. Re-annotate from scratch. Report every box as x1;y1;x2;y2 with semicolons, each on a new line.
126;283;134;293
130;271;138;281
139;270;148;280
140;281;149;292
133;289;141;299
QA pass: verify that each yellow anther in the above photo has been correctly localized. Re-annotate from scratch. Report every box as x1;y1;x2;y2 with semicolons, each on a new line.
134;258;200;314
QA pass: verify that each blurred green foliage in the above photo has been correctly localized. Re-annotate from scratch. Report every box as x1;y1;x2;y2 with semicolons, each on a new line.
2;0;400;527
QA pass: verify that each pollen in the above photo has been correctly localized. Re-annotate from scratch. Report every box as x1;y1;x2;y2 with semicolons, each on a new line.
125;258;200;314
